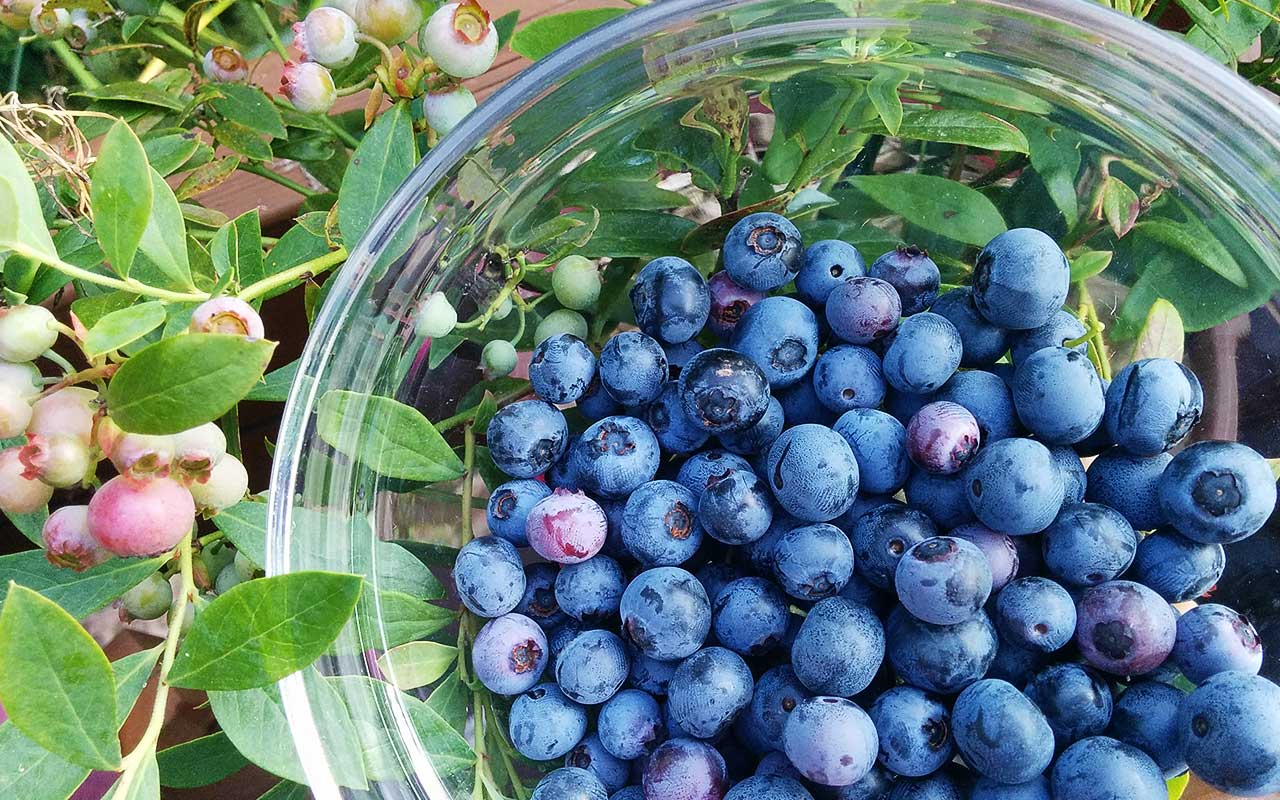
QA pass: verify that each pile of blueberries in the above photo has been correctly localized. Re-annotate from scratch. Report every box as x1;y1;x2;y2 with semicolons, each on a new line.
454;212;1279;800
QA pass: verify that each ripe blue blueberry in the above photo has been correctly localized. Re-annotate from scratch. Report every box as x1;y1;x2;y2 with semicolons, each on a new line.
572;415;661;498
1048;445;1087;505
755;750;805;780
566;735;630;793
971;776;1050;800
487;399;569;479
834;765;894;799
882;312;962;394
471;613;548;695
1009;308;1087;364
772;523;855;601
965;438;1065;535
695;563;747;608
630;256;711;344
645;381;711;455
887;773;965;800
833;408;910;495
1084;447;1171;531
598;688;664;759
851;504;938;590
600;331;669;406
868;686;953;777
1157;439;1277;544
515;562;568;630
620;566;710;661
1013;347;1105;444
530;333;597;404
1179;671;1280;796
622;479;703;566
642;738;729;800
718;395;784;455
995;576;1076;653
1106;681;1187;778
904;468;976;529
1041;502;1138;587
723;212;803;291
732;296;821;388
676;450;754;500
725;775;813;800
486;479;551;546
971;228;1070;330
1171;603;1262;684
577;374;623;421
895;536;993;625
869;245;940;315
664;338;705;377
987;631;1050;687
668;647;754;738
547;620;584;669
629;648;678;696
711;576;789;656
777;378;835;427
949;522;1019;591
1129;527;1224;603
1074;580;1176;676
1103;357;1203;456
812;345;886;413
952;679;1054;784
886;605;998;694
766;424;860;521
796;239;866;305
531;767;608;800
936;369;1019;443
791;597;885;696
1023;663;1113;747
929;287;1009;367
679;348;773;434
555;555;626;623
1050;736;1166;800
555;628;630;704
745;513;802;574
825;275;902;345
698;467;774;545
746;665;809;744
782;696;878;786
454;535;525;617
510;683;588;760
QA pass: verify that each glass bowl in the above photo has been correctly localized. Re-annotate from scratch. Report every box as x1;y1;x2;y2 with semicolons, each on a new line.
267;0;1280;797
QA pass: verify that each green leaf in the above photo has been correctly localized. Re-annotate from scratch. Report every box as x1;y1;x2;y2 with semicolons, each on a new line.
112;646;162;727
4;505;46;545
358;590;455;649
141;133;201;177
404;694;475;775
389;540;461;568
316;390;466;482
358;539;445;600
376;642;458;691
211;209;263;282
105;753;159;800
864;109;1030;153
1101;177;1140;238
157;732;250;788
837;174;1006;246
867;69;907;136
0;550;166;619
1166;771;1190;800
0;585;120;770
1134;219;1248;288
207;84;287;139
175;155;240;201
1187;0;1276;62
562;210;698;258
212;121;273;162
425;670;469;734
1130;297;1185;363
243;358;297;402
338;102;416;247
137;168;194;290
91;122;152;278
259;781;310;800
1068;249;1113;282
0;722;90;800
0;136;59;264
211;500;267;566
106;334;276;435
509;7;628;60
168;571;363;690
473;390;498;431
83;301;166;358
253;215;330;297
493;9;519;49
1175;0;1240;65
76;81;186;110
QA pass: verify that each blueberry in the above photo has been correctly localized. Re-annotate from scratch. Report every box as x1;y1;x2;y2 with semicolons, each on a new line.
620;567;711;661
745;513;802;573
782;696;878;787
885;386;935;425
712;576;790;656
835;765;895;799
904;469;976;529
698;467;774;545
839;570;892;616
724;774;813;800
723;212;803;291
556;628;630;704
516;562;568;630
510;683;588;760
471;613;548;695
526;488;609;564
579;374;624;421
1084;447;1171;531
948;523;1019;591
572;415;661;498
1050;736;1166;800
796;239;866;305
599;497;630;559
1106;681;1187;778
556;555;626;623
598;688;665;760
487;399;568;479
630;256;711;344
952;679;1054;784
825;275;902;345
732;296;821;388
646;381;712;455
530;333;597;404
832;409;910;495
668;647;754;738
1129;528;1224;603
1104;357;1203;455
886;773;964;800
707;271;765;339
986;631;1050;687
791;597;885;697
487;479;551;546
642;738;729;800
547;446;584;491
777;378;835;427
886;605;997;694
756;750;805;780
664;338;705;378
812;345;886;413
929;287;1009;367
679;348;773;434
851;504;938;590
1180;671;1280;795
1171;603;1263;684
868;686;953;777
600;331;669;406
965;438;1064;535
695;563;748;607
567;735;630;793
746;665;810;745
1013;347;1105;445
548;620;585;667
629;648;679;697
905;401;981;476
1074;580;1176;676
1009;308;1087;364
994;576;1076;653
881;313;962;394
1024;663;1113;747
971;228;1070;330
766;424;860;521
623;479;704;566
1157;439;1277;544
454;535;525;617
609;787;644;800
895;536;992;625
971;777;1050;800
1041;502;1138;587
868;245;940;315
935;369;1019;443
531;767;608;800
718;396;784;455
772;523;855;601
1047;445;1087;505
676;450;755;500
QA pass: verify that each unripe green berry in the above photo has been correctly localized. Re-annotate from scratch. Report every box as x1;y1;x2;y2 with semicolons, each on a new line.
200;540;237;585
0;360;41;400
351;0;422;45
491;295;514;321
293;6;359;68
215;562;247;594
0;304;58;362
419;1;499;79
233;549;259;581
417;292;458;338
120;573;173;621
423;84;476;136
533;308;588;345
481;339;518;378
551;255;601;311
18;434;91;488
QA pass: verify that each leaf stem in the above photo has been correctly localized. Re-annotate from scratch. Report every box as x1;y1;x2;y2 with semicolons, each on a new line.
158;2;234;47
786;82;862;192
237;246;348;302
460;423;476;543
238;162;320;198
37;364;117;398
1074;281;1113;381
48;40;101;89
471;692;489;800
249;1;290;60
197;0;238;33
435;382;530;433
8;41;24;93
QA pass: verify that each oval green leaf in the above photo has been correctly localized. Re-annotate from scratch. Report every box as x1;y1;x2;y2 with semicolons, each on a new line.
0;550;166;619
137;167;194;290
838;174;1006;246
84;301;166;358
376;642;458;691
338;102;417;246
509;7;628;60
0;136;58;264
157;732;250;789
1068;249;1113;282
865;109;1030;153
316;390;465;482
106;333;276;435
1131;297;1185;363
91;122;152;278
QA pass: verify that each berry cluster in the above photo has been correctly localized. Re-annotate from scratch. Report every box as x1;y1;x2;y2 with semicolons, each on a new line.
449;214;1279;799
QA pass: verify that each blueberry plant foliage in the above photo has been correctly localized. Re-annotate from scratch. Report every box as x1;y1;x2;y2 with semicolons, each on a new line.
0;0;1278;799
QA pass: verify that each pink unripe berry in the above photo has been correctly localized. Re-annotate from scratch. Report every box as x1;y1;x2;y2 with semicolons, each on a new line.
0;385;32;439
0;446;53;514
43;505;108;572
202;45;248;82
351;0;422;45
88;476;196;558
906;400;982;475
18;434;91;488
0;304;58;362
27;386;98;446
423;84;476;135
98;416;174;481
420;1;498;79
189;454;248;513
171;422;227;483
189;296;266;340
0;360;41;399
280;61;337;114
294;6;359;68
524;488;607;564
